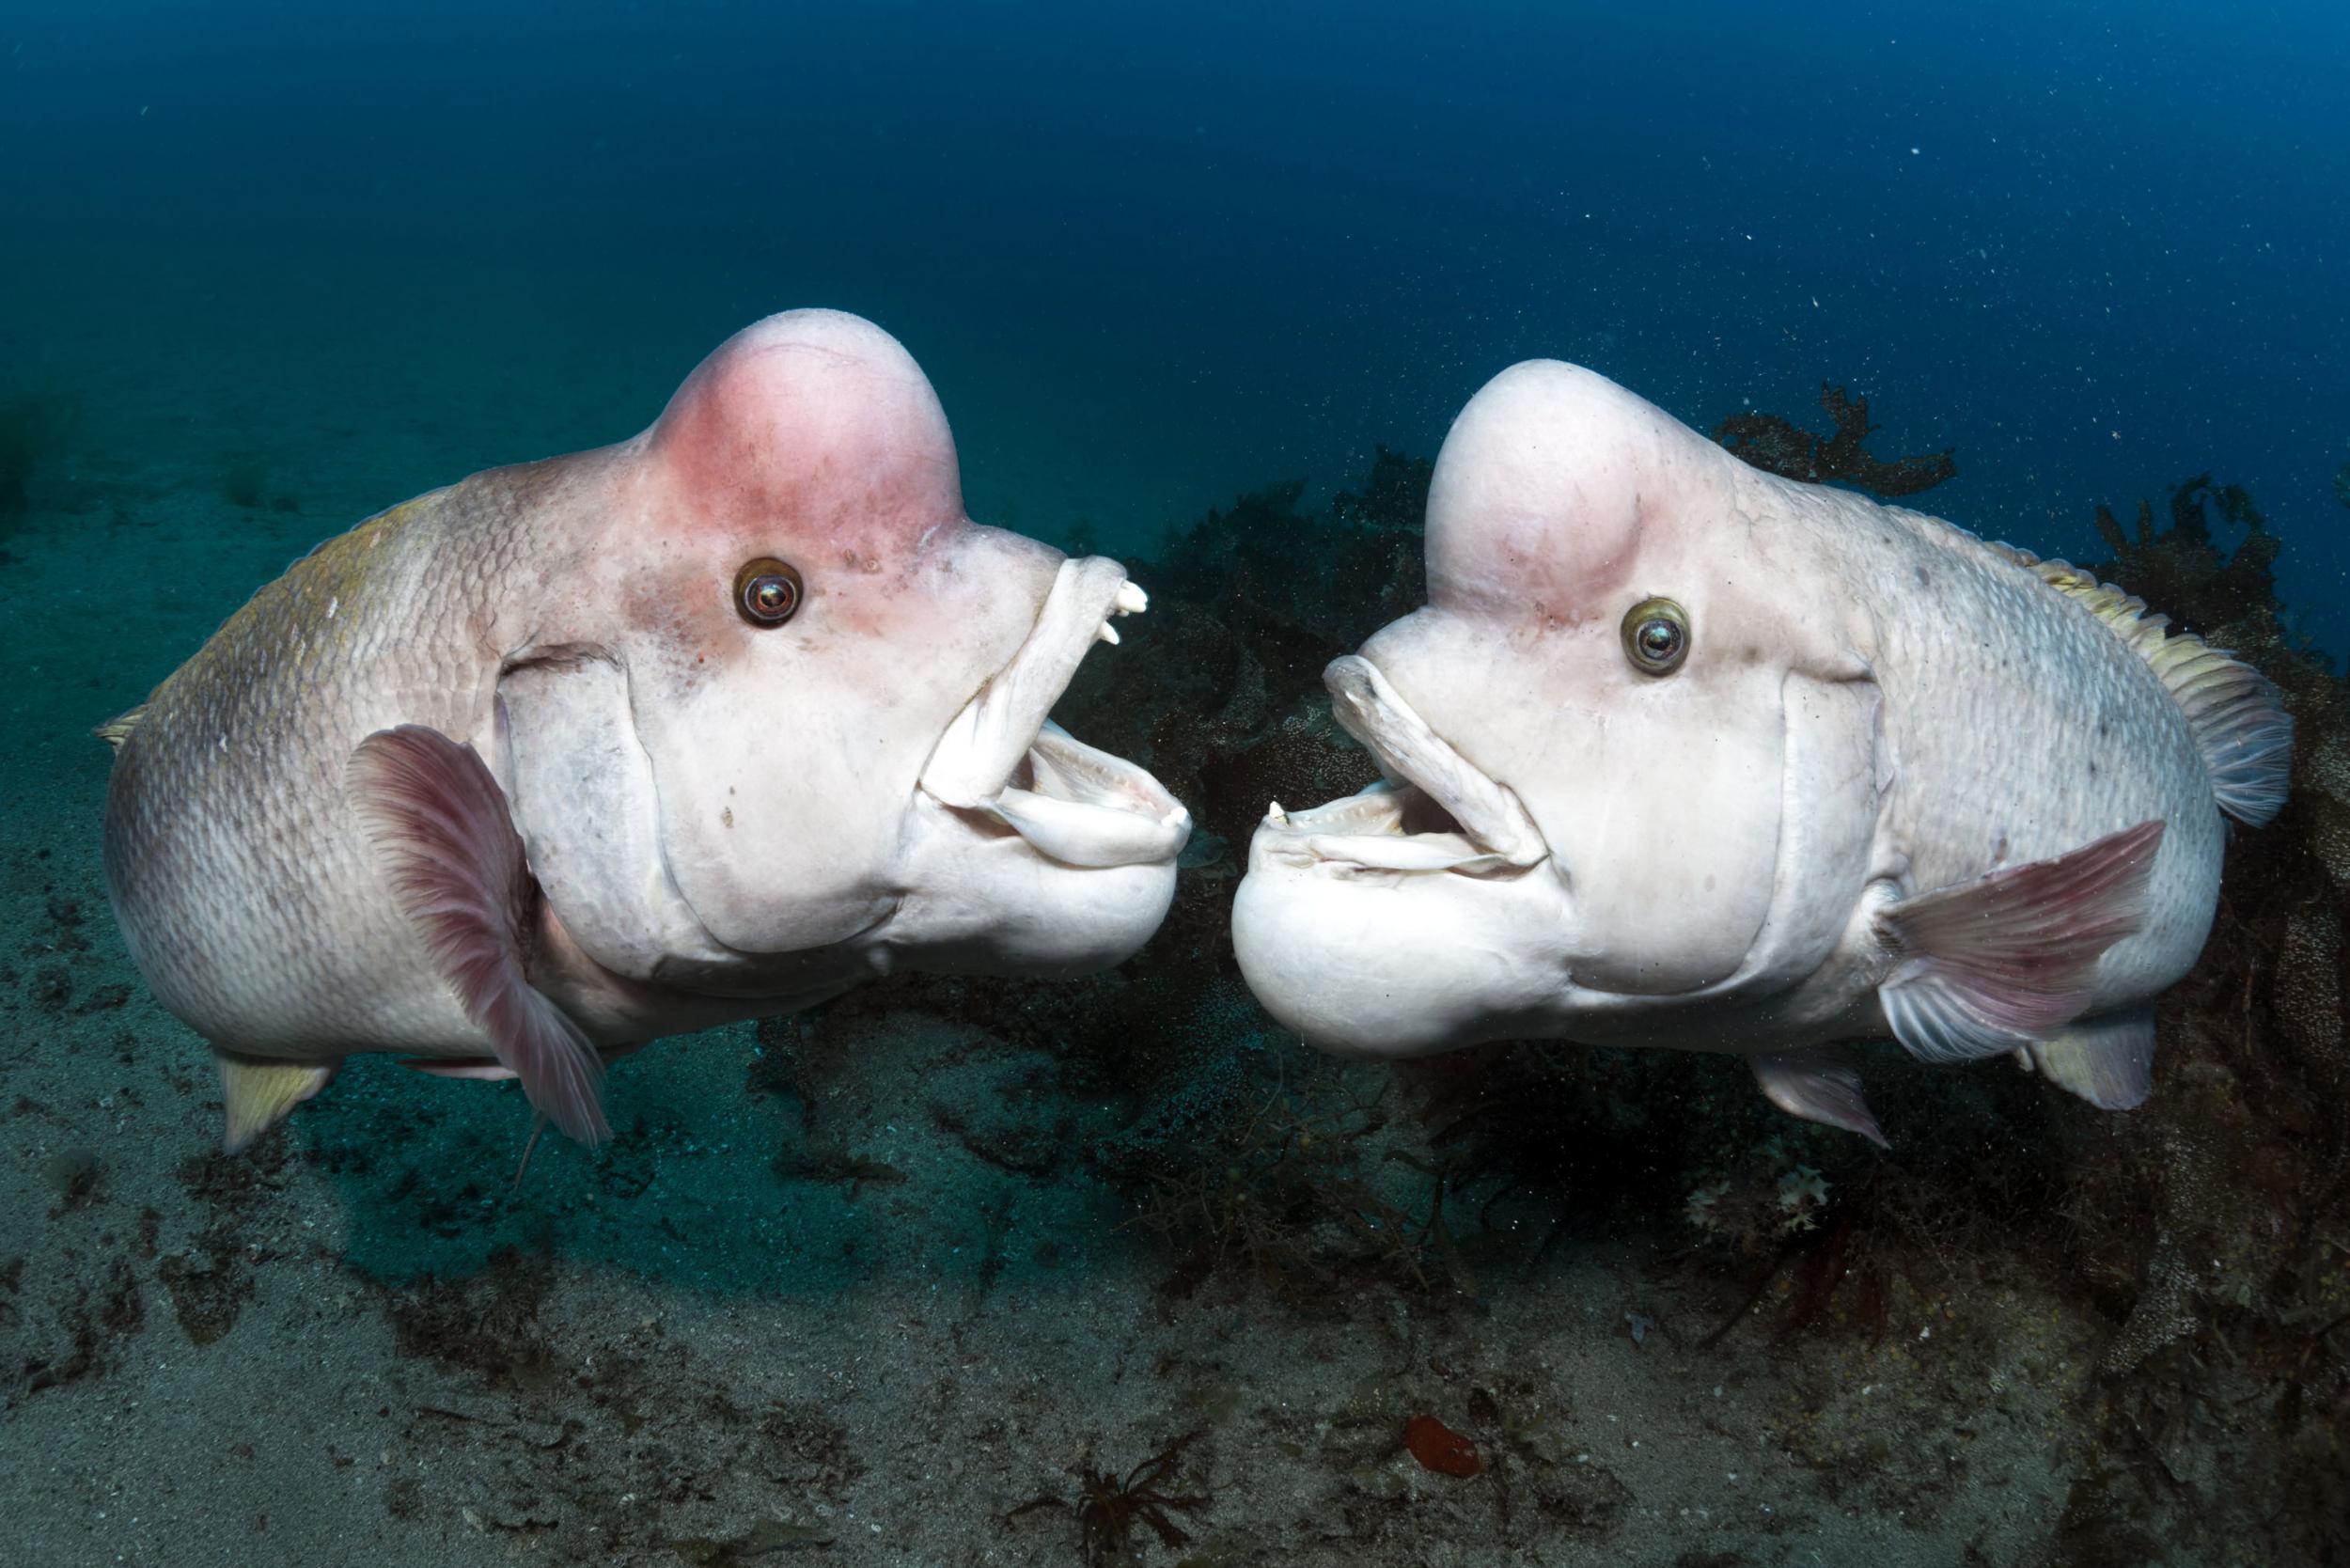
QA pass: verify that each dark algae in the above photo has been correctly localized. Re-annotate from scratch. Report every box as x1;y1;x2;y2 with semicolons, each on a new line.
1714;383;1958;497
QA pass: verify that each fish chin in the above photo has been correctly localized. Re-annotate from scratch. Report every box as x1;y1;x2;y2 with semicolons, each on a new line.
1231;813;1574;1056
1230;653;1576;1054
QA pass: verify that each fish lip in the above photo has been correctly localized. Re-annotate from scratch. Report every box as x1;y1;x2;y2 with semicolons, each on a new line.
916;557;1190;869
1253;654;1548;876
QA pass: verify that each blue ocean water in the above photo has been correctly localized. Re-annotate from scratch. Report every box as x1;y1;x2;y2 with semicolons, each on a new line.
7;6;2350;1565
6;0;2345;637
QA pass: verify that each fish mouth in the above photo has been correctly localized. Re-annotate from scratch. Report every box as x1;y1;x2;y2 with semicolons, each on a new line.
916;556;1191;869
1253;653;1548;876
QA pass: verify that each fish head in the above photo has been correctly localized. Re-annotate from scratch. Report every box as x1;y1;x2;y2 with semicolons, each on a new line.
1233;359;1877;1055
503;309;1186;993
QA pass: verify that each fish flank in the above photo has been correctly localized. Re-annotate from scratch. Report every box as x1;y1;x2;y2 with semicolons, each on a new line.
1986;543;2293;826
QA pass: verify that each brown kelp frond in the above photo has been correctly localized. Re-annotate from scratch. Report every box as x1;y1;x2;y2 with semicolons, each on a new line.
1714;383;1957;497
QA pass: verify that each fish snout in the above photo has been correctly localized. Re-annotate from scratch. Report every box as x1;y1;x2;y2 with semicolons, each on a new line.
1246;654;1546;875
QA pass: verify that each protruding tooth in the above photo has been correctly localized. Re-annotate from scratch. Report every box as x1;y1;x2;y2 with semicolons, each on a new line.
1114;580;1149;616
1095;620;1121;646
1267;801;1289;824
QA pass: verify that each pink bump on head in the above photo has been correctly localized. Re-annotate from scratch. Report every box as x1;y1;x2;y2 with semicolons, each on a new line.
1425;360;1723;623
648;309;966;557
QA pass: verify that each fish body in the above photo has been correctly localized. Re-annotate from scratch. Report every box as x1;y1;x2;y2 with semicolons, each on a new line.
104;310;1188;1148
1231;360;2289;1139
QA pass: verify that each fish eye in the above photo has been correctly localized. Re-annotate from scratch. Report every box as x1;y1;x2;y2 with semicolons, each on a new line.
733;557;804;626
1620;596;1689;675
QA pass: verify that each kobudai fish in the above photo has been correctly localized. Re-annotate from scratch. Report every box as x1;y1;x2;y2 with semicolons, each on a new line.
1231;359;2291;1142
102;309;1189;1151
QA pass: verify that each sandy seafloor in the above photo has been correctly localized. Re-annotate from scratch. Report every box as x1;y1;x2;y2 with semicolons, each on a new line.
3;311;2147;1568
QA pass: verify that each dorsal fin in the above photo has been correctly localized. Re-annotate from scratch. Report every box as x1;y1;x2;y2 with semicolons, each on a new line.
93;703;149;752
1987;543;2293;827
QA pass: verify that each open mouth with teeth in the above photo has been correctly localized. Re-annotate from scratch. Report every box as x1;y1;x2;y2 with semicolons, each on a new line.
1255;654;1550;876
917;556;1191;869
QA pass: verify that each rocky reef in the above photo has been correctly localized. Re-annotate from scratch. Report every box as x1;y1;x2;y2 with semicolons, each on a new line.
2046;476;2350;1562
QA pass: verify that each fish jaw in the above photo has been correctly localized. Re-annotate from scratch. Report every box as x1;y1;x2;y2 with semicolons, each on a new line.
872;552;1187;978
916;556;1191;871
1232;792;1575;1057
1231;652;1575;1057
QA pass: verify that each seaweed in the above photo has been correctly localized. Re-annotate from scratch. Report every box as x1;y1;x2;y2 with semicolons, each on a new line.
155;1226;256;1346
1125;1061;1472;1304
2029;473;2350;1562
17;1257;143;1395
1008;1431;1212;1566
385;1244;569;1395
1713;383;1957;497
1409;1043;1720;1256
1695;1165;1966;1351
2091;473;2283;636
1329;443;1434;532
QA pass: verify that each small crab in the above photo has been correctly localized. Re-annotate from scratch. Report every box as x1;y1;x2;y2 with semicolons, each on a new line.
1008;1431;1211;1566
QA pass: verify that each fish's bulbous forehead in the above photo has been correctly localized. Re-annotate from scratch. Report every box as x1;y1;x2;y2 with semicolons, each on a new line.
1425;359;1726;620
645;308;966;557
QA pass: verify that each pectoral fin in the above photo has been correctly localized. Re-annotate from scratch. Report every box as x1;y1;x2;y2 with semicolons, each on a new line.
1749;1049;1888;1148
1876;820;2164;1065
348;724;609;1145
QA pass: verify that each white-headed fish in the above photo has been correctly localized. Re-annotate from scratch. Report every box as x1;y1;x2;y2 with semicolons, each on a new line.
102;309;1189;1150
1233;360;2290;1142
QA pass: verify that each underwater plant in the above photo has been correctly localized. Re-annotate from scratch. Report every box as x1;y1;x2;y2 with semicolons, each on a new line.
1713;382;1957;496
1124;1058;1473;1304
2090;472;2280;633
1328;442;1434;532
2029;472;2350;1560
